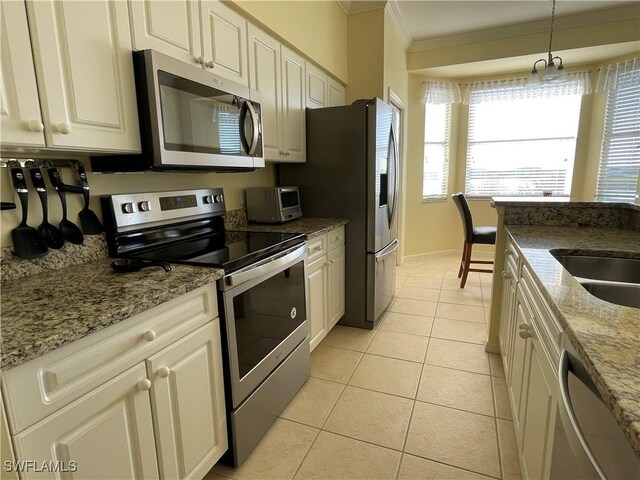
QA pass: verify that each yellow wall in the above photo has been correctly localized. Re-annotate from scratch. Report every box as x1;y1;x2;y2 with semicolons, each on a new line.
346;9;385;102
383;10;408;105
230;0;348;82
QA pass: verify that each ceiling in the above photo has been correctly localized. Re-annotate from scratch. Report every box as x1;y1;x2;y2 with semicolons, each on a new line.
395;1;636;41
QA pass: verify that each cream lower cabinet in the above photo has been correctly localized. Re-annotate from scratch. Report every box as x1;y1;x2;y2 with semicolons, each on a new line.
307;227;346;351
498;237;563;480
3;286;227;480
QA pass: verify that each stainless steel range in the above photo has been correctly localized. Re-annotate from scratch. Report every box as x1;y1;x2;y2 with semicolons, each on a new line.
101;188;310;466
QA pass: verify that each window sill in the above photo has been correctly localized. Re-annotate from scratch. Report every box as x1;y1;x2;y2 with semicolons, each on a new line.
422;197;447;203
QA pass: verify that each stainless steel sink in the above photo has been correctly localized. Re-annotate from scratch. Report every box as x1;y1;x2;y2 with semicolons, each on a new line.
581;282;640;309
553;255;640;284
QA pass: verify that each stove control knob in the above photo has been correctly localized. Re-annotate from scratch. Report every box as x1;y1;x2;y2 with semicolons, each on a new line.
215;194;224;203
139;201;151;212
204;195;215;204
122;202;135;214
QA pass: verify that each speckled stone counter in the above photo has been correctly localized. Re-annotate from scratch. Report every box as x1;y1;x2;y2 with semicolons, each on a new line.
231;217;348;239
1;259;223;369
505;225;640;457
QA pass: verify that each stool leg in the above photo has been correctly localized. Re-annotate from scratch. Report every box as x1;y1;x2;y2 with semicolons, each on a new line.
458;242;467;278
460;243;472;288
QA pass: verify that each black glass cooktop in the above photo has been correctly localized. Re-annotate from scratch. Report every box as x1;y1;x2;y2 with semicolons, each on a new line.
131;230;305;274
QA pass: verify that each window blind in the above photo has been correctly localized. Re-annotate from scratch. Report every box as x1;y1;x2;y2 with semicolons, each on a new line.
595;67;640;202
423;103;450;199
465;89;582;197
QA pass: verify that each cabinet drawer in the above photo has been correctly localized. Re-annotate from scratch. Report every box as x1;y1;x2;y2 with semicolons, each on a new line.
327;226;345;251
504;234;520;275
3;285;217;433
307;234;327;263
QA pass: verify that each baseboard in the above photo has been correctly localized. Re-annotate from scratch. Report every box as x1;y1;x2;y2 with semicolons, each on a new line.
485;341;500;354
404;249;457;260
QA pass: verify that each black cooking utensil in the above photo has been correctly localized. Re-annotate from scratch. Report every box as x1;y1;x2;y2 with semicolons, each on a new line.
73;162;103;234
48;168;84;245
1;202;16;211
29;168;65;249
111;259;172;273
9;163;48;259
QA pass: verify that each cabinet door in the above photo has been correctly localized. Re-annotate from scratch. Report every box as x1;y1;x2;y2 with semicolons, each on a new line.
129;0;202;66
280;46;306;162
327;244;346;329
328;77;346;107
305;62;328;109
13;364;158;480
147;321;227;480
519;334;557;480
308;255;328;352
508;290;530;437
248;25;283;161
26;0;140;152
499;267;517;378
201;0;248;86
0;1;45;148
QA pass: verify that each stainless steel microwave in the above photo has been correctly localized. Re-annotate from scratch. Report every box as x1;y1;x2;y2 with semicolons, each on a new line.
92;49;264;173
246;187;302;223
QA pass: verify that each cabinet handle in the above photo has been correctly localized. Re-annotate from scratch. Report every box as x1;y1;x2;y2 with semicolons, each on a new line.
329;259;335;265
142;330;157;342
505;249;514;256
195;56;205;65
157;366;171;378
27;121;44;132
502;271;512;280
518;323;532;339
285;152;290;156
56;122;71;134
206;60;214;68
137;379;152;391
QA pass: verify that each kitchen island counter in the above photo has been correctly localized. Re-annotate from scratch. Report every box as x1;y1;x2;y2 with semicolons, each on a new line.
505;224;640;457
231;217;348;239
1;259;223;369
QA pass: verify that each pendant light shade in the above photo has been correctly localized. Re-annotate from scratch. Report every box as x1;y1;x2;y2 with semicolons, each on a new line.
529;0;567;84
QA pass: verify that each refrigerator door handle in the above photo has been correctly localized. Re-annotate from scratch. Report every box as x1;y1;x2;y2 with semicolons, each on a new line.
375;239;399;263
390;123;400;229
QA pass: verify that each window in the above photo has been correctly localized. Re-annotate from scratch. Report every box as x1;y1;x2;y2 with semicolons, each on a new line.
465;88;582;197
423;103;451;199
596;67;640;202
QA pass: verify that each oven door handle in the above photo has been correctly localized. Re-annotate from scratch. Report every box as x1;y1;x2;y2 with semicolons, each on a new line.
224;243;307;288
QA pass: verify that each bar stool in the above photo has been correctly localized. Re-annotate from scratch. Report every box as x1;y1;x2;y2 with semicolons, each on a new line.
451;192;496;288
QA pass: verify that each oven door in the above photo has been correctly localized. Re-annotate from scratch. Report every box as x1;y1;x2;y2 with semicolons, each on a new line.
220;244;308;408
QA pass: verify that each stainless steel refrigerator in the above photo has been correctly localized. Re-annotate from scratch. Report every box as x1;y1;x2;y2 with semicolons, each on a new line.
279;98;399;329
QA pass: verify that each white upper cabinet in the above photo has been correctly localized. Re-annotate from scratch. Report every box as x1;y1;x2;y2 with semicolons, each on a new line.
248;25;282;160
281;46;306;163
328;77;346;107
305;62;328;109
26;0;140;152
201;0;249;86
129;0;202;67
0;1;45;148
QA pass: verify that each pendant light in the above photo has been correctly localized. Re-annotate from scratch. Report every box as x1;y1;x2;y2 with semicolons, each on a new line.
530;0;567;84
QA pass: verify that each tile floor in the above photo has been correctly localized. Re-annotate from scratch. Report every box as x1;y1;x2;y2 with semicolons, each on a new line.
207;252;522;480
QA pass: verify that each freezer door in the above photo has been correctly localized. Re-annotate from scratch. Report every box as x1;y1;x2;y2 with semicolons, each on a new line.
366;239;398;324
368;99;398;253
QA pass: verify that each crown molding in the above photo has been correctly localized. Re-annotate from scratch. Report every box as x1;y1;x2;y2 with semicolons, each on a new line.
335;1;351;15
386;0;412;50
336;0;387;15
409;3;640;53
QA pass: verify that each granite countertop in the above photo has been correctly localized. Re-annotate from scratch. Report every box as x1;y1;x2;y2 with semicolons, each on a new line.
492;197;640;211
505;225;640;456
231;217;348;239
1;259;223;369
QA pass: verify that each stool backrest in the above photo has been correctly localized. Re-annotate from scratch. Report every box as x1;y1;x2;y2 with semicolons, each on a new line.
451;192;473;243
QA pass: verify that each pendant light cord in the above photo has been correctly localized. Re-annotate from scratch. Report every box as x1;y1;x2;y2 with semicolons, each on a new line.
547;0;556;63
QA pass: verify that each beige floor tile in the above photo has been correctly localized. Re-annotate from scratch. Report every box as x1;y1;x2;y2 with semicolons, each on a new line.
398;286;441;302
321;325;376;352
390;298;438;317
380;312;433;336
404;276;444;289
280;378;345;428
396;265;419;277
349;354;423;398
431;318;487;345
396;276;409;290
212;419;317;480
367;330;429;363
203;472;229;480
489;353;505;378
405;402;501;478
497;419;523;480
425;338;490;375
444;270;481;282
323;386;414;450
441;278;482;292
397;454;493;479
417;365;494;416
492;376;513;420
436;303;485;323
439;288;485;306
310;344;362;383
294;431;401;480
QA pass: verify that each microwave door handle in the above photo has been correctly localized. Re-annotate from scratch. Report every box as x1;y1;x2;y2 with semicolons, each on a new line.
245;101;260;155
238;100;251;154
